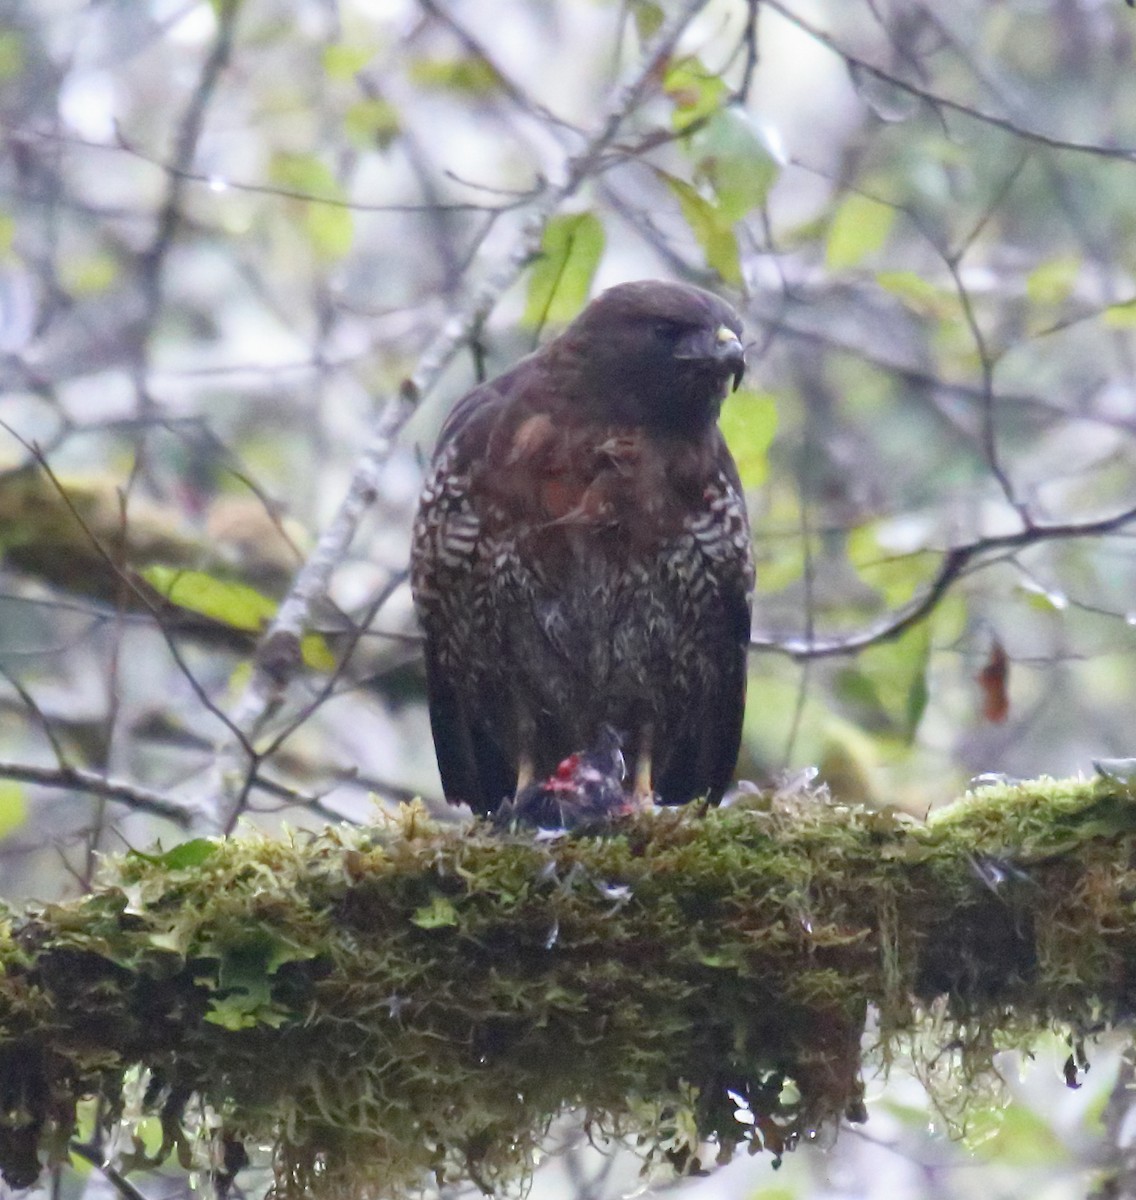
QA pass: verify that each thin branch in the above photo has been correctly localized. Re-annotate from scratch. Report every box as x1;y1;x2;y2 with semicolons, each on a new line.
762;0;1136;163
217;569;412;835
934;156;1035;521
0;755;390;828
0;759;200;826
732;0;761;104
209;0;714;834
746;305;1130;434
950;152;1030;261
0;425;254;753
138;0;239;295
941;254;1022;516
68;1143;152;1200
0;665;71;767
132;0;240;416
0;121;531;215
257;570;409;754
752;503;1136;659
250;769;429;819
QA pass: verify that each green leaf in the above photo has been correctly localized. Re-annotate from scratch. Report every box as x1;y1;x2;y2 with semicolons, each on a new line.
268;153;353;260
203;927;316;1029
691;110;779;222
411;894;459;929
751;1188;796;1200
522;212;606;329
847;524;935;607
129;838;218;870
1016;577;1069;611
143;567;337;671
61;253;119;295
0;782;27;840
408;56;500;94
300;633;338;673
142;566;277;632
833;625;932;743
718;388;778;488
322;44;372;80
965;1099;1067;1162
306;202;353;260
218;928;313;984
826;193;895;270
0;33;24;81
344;98;400;149
1026;256;1080;307
754;492;807;592
876;270;958;320
269;152;337;199
1103;297;1136;328
696;947;744;969
857;623;932;742
147;928;193;955
631;1;664;40
203;995;281;1031
664;176;741;284
834;667;884;721
664;58;727;132
906;662;929;735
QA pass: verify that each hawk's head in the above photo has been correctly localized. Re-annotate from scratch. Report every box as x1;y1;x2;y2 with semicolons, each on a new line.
554;280;746;436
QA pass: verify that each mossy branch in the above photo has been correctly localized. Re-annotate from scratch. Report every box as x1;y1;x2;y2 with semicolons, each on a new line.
3;776;1136;1197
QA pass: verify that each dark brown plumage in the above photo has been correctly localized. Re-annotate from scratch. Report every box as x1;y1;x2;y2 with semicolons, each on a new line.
411;279;754;815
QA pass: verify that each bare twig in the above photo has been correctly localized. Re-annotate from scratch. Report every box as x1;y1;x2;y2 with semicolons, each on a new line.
0;665;71;767
0;759;200;826
0;754;401;828
132;0;240;414
753;503;1136;660
762;0;1136;163
732;0;761;104
0;428;254;754
217;568;412;835
139;0;238;296
940;255;1021;516
0;121;531;214
68;1143;152;1200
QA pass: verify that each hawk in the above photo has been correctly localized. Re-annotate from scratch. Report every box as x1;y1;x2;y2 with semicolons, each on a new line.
411;279;754;815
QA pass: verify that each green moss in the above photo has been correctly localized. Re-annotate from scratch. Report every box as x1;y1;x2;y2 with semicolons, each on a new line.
2;781;1136;1196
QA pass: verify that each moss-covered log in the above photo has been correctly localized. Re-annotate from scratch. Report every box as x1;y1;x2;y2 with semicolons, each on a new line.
3;777;1136;1197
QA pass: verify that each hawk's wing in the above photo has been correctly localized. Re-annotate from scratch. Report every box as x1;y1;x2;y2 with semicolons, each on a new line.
411;374;522;813
654;437;753;805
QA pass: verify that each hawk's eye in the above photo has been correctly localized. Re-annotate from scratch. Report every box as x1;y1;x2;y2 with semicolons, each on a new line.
652;320;682;342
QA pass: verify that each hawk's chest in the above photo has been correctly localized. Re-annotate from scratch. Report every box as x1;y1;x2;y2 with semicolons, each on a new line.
477;415;710;578
414;414;747;697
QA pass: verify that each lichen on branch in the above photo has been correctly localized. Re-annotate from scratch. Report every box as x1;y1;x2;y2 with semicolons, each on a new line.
3;776;1136;1198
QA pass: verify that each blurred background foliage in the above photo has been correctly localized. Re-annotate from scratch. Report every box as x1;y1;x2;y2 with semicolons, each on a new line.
2;0;1136;1196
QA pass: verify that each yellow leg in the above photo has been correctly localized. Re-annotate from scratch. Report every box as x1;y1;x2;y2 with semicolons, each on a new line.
516;751;536;793
514;709;537;794
633;725;654;802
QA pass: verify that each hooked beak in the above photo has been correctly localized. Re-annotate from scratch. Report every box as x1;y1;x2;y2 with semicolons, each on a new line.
674;323;746;392
714;325;746;392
